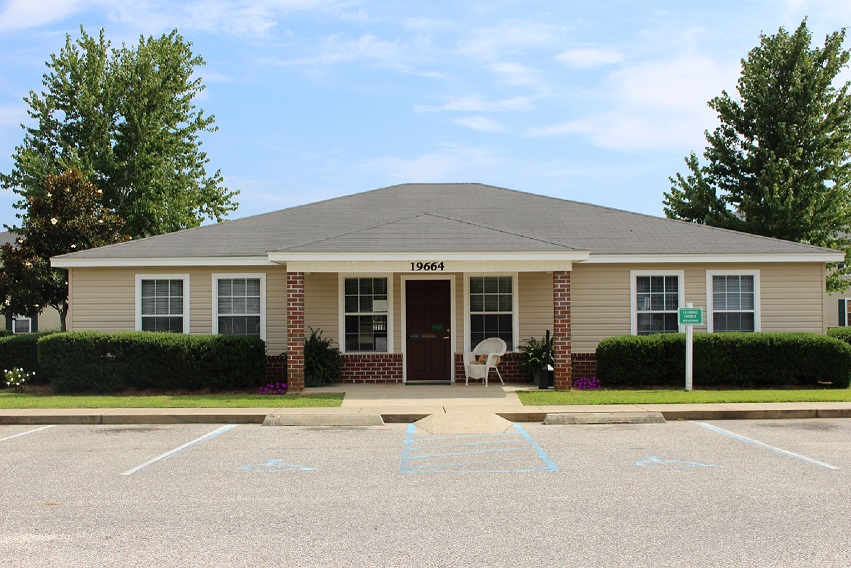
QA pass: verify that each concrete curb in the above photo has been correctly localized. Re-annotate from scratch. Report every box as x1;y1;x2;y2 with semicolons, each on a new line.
2;404;851;426
263;414;385;426
544;411;666;425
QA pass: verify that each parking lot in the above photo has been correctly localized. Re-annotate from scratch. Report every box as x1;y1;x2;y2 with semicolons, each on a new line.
2;419;850;567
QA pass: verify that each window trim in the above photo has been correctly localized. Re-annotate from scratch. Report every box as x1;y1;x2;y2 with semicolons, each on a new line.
12;315;32;334
135;274;190;334
630;270;685;336
840;298;851;327
463;272;519;353
338;274;394;354
706;270;760;333
212;273;266;340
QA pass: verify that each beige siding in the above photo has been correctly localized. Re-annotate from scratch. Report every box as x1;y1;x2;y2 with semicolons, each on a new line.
518;272;553;343
572;264;632;352
760;263;824;333
304;273;339;344
67;265;289;352
69;267;136;332
572;262;828;352
36;307;62;331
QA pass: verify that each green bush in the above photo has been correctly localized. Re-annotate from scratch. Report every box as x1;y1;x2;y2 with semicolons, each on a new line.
0;332;55;385
518;336;554;380
0;329;13;338
38;331;267;393
304;328;342;387
597;332;851;389
827;327;851;345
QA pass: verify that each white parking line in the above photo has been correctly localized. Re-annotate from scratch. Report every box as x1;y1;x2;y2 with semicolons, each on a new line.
0;425;56;442
121;424;238;476
691;421;840;470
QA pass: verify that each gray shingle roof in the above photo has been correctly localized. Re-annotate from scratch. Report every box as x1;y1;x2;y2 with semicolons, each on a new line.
53;183;840;261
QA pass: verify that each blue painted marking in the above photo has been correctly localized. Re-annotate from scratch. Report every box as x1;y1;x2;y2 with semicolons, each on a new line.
635;456;718;468
400;422;559;475
691;421;840;470
513;423;559;472
241;459;316;473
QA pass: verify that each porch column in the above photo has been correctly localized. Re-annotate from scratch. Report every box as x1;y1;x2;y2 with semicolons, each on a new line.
287;271;305;392
553;271;573;390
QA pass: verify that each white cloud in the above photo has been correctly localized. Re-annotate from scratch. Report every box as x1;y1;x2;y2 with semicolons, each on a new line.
0;0;82;31
362;144;504;182
457;21;565;60
488;62;541;86
452;116;506;133
556;48;624;69
526;55;737;152
416;95;535;113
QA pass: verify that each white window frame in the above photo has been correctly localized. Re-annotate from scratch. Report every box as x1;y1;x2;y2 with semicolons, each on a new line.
706;270;761;333
463;273;519;353
630;270;685;336
212;273;266;340
135;274;190;334
338;274;394;354
12;315;31;334
840;298;851;327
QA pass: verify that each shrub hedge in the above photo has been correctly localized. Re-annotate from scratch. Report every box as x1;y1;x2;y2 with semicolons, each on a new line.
596;332;851;389
38;331;267;393
827;327;851;345
0;332;54;385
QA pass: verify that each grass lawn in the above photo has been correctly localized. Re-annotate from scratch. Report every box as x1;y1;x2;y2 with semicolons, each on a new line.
517;388;851;406
0;391;345;409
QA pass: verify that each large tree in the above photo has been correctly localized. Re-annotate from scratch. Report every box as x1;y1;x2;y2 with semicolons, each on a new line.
0;27;238;239
0;168;128;331
663;20;851;291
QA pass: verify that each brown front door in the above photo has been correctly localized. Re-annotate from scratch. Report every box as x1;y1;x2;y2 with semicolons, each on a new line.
405;280;451;382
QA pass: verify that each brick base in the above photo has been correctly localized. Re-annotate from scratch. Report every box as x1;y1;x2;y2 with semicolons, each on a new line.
340;354;404;383
266;354;288;383
572;352;597;380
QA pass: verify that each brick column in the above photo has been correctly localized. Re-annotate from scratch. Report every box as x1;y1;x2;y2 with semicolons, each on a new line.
553;271;573;390
287;272;305;392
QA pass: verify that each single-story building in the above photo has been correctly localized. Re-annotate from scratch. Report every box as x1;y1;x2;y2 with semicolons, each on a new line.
51;183;844;391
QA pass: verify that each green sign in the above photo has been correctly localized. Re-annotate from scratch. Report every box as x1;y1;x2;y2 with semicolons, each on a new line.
678;307;703;326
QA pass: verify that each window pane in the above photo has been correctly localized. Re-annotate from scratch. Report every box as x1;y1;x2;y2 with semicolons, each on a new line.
359;296;373;313
498;277;512;293
142;280;156;296
651;294;664;311
232;298;246;314
360;278;373;294
741;276;754;293
664;276;678;293
170;298;183;315
246;297;261;314
470;295;484;312
714;292;726;311
345;279;358;295
470;277;484;294
499;295;512;311
169;280;183;296
484;294;499;312
636;276;650;294
373;278;387;295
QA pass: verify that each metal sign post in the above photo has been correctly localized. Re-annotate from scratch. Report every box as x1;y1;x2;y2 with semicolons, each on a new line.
678;304;703;391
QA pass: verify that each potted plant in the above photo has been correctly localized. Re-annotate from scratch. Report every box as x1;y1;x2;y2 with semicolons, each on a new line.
304;328;343;387
519;335;554;386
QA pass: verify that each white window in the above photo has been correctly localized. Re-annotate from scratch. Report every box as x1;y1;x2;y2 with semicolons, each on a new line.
340;276;390;353
468;275;517;350
840;298;851;327
135;275;190;333
12;315;31;334
630;271;684;335
707;271;760;332
213;274;266;340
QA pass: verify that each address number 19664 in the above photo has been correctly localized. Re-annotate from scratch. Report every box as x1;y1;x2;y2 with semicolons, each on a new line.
410;262;445;271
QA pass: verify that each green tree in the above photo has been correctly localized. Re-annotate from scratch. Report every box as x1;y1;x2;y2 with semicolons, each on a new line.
0;27;237;239
0;168;129;331
663;20;851;291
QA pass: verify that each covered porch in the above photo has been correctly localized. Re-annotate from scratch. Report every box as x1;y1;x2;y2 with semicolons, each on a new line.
272;252;585;392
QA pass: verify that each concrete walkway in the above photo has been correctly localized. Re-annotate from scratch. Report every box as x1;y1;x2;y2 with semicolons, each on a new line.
1;384;850;426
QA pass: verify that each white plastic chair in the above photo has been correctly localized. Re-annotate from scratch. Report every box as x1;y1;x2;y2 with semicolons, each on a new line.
463;337;507;386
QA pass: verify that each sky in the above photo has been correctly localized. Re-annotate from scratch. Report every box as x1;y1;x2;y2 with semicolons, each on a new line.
1;0;850;230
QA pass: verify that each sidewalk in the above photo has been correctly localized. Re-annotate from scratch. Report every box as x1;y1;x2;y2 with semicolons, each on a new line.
2;384;851;425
